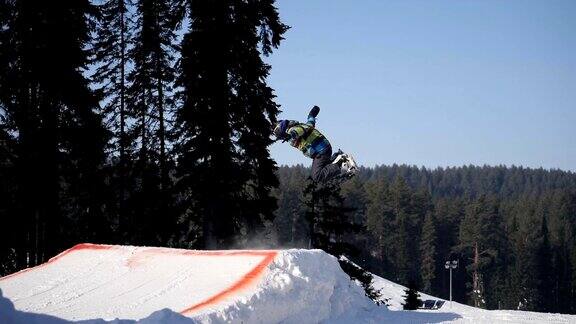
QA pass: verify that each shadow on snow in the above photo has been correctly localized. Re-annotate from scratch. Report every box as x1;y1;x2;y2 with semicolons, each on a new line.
0;288;461;323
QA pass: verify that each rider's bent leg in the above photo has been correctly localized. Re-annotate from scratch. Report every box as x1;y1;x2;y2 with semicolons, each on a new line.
311;146;342;183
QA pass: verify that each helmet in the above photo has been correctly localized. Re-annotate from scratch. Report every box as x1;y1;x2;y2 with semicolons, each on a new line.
273;120;289;140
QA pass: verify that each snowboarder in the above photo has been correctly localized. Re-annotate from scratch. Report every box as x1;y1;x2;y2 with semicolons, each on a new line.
273;105;357;184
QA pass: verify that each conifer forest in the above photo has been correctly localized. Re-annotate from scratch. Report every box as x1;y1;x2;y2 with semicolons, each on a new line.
0;0;575;314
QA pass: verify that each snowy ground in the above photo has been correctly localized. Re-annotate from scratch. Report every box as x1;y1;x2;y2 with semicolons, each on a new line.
372;272;575;323
1;244;574;323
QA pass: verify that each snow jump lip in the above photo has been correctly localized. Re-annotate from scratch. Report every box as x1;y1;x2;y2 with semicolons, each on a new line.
0;243;278;319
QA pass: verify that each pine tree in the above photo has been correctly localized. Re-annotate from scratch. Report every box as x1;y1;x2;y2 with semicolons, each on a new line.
420;212;438;294
550;190;576;313
338;257;383;304
175;0;287;248
92;0;135;241
272;166;308;246
390;177;422;285
304;178;378;301
0;0;16;276
229;0;288;239
304;179;359;256
126;0;181;245
93;0;133;169
403;281;422;310
0;0;107;267
395;211;412;284
551;244;573;313
365;177;394;276
536;216;553;312
341;176;368;221
0;124;17;276
511;218;540;310
175;0;243;248
458;195;506;308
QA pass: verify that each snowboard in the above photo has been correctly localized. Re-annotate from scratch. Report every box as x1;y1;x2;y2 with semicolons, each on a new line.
319;169;356;187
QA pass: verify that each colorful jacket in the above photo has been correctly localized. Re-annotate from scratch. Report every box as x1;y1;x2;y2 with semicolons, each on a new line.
285;116;331;158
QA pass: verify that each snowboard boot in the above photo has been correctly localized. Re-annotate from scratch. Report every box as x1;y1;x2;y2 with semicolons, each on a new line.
331;149;358;179
345;154;358;171
331;149;346;166
335;152;358;176
341;160;358;176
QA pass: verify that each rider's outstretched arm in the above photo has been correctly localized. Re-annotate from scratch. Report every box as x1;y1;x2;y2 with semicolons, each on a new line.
307;105;320;126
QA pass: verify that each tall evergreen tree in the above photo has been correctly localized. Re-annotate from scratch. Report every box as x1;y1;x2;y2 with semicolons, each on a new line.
92;0;135;241
175;0;287;248
0;0;107;268
272;166;308;246
126;0;181;245
304;179;359;256
0;121;17;276
420;212;438;294
511;220;539;310
458;195;507;308
93;0;133;168
365;177;395;276
304;178;381;302
536;215;553;312
390;177;423;285
0;0;16;276
175;0;244;248
551;243;573;313
230;0;287;239
403;281;422;310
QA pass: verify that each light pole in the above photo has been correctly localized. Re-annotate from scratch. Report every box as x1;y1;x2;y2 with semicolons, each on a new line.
445;260;458;308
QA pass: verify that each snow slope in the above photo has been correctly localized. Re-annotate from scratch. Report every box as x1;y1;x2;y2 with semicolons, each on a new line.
372;272;576;323
0;243;575;323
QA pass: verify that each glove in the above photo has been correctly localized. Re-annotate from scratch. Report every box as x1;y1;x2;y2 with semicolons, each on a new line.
309;105;320;118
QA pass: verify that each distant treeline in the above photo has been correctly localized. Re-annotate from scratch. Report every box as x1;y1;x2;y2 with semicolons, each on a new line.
272;164;576;313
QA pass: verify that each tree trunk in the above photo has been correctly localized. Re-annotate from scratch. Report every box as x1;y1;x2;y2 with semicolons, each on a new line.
119;0;127;243
473;241;480;307
154;6;167;191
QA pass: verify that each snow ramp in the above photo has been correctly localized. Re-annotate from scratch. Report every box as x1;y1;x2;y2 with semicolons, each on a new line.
0;244;461;323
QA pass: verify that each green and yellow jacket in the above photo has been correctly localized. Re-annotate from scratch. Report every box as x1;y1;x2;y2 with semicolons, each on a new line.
285;116;331;158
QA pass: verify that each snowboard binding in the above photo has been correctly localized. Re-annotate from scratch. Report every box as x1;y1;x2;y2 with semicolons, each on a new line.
331;149;358;183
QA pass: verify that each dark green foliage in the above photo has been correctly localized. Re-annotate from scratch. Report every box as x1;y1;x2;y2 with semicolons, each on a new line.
271;165;309;246
536;216;553;311
364;176;431;286
124;0;181;246
0;0;287;275
275;165;576;314
1;1;576;317
338;257;383;305
0;0;19;274
0;0;107;269
403;281;422;310
364;176;395;277
304;178;360;255
93;0;133;160
457;195;506;308
92;0;134;243
304;176;376;303
174;0;287;248
0;127;17;275
420;212;438;294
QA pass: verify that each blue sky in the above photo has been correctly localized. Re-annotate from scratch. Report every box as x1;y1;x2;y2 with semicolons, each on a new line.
266;0;576;171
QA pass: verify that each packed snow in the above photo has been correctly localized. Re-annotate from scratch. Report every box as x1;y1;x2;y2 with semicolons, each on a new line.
371;273;575;323
1;243;575;323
